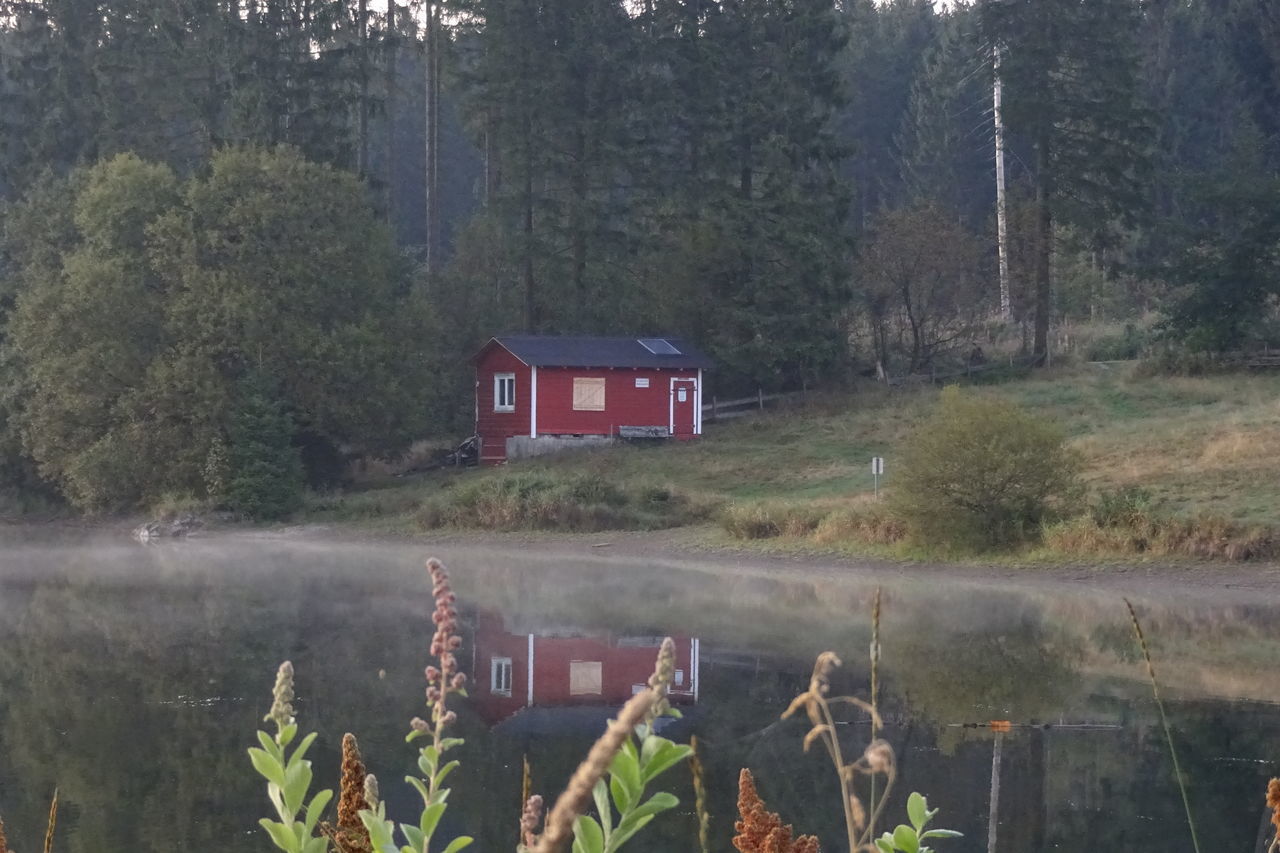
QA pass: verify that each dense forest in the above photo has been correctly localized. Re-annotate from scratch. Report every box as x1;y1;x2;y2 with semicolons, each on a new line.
1;0;1278;512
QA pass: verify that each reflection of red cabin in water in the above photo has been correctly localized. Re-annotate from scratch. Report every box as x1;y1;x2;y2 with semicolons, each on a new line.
472;335;713;465
469;610;699;726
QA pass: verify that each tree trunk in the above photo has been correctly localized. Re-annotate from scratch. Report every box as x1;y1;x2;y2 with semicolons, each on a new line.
384;0;396;221
424;0;440;270
357;0;369;176
1033;134;1052;363
523;112;537;333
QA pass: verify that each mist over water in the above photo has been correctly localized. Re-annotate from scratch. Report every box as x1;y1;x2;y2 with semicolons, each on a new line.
1;529;1277;852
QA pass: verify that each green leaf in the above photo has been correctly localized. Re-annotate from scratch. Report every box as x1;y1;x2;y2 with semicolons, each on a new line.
875;838;895;853
434;759;460;788
609;774;631;816
893;825;919;853
304;789;333;832
258;729;284;761
439;737;465;751
440;837;474;853
279;723;298;748
603;813;654;851
249;747;286;787
289;731;317;766
907;792;927;832
400;824;426;852
639;742;693;785
418;749;437;778
626;791;678;823
282;757;314;815
259;818;297;853
302;837;329;853
419;802;447;840
405;775;430;802
920;829;963;840
593;779;613;839
573;815;605;853
359;811;399;853
608;746;642;812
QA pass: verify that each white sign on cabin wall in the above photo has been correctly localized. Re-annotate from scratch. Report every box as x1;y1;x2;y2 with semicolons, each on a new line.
635;377;649;388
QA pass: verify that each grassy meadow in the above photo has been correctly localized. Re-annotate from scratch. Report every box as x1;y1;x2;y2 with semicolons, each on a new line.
306;364;1280;561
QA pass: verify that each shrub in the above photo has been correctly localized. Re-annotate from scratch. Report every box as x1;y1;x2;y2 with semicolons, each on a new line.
417;472;699;532
720;502;825;539
812;506;906;546
1090;486;1153;527
887;386;1082;549
1044;513;1277;561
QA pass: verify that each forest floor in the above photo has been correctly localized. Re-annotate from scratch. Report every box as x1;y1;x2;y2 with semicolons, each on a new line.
302;363;1280;565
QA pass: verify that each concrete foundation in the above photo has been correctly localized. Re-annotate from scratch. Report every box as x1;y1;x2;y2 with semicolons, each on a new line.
505;434;618;461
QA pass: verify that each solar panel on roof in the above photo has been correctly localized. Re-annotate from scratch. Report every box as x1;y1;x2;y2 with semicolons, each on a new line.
638;338;681;355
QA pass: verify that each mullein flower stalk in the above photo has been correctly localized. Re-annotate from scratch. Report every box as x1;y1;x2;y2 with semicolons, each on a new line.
733;769;819;853
690;736;711;853
359;559;474;853
248;661;333;853
517;795;544;852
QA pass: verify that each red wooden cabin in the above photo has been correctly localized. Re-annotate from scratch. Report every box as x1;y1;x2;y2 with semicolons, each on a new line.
468;609;699;727
472;335;713;465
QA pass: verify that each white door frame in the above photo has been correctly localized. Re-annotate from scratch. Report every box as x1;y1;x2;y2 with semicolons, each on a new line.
669;376;698;436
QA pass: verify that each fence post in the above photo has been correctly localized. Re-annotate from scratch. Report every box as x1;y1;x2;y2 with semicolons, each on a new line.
712;396;718;422
757;388;764;411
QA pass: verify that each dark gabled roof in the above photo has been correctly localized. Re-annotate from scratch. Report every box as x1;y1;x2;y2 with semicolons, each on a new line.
478;335;713;369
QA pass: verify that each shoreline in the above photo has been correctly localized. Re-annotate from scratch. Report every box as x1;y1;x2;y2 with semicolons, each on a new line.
6;515;1280;603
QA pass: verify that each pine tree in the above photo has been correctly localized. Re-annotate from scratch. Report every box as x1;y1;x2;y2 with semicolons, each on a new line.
980;0;1150;360
224;372;305;520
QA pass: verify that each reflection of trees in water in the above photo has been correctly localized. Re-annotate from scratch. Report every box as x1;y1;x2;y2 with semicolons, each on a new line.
4;543;1280;853
884;594;1085;730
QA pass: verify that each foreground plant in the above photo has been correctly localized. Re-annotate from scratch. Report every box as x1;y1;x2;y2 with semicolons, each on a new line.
248;661;334;853
1266;778;1280;853
359;558;473;853
733;768;819;853
529;638;693;853
873;794;960;853
785;652;894;851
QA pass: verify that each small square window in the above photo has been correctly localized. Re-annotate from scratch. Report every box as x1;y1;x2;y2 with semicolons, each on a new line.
573;377;606;411
569;660;603;695
674;669;685;686
494;373;515;412
491;657;513;696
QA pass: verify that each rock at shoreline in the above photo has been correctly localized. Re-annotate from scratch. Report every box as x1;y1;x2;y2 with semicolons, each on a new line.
133;514;204;543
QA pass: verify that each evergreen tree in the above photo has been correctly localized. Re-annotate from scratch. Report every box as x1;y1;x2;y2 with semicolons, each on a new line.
980;0;1150;360
223;372;305;520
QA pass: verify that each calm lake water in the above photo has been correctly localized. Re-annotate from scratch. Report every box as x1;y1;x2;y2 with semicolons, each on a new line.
1;528;1278;852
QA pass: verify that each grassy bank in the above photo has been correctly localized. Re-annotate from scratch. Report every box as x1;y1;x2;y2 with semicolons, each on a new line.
305;365;1280;561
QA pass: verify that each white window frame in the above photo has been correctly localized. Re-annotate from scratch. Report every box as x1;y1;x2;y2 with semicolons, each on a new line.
491;656;513;696
494;373;516;413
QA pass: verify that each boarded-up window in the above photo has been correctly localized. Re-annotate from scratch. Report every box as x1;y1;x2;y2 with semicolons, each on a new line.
569;660;603;695
572;377;606;411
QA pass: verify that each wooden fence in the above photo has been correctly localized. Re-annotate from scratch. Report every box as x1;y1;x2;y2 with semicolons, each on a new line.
702;389;804;422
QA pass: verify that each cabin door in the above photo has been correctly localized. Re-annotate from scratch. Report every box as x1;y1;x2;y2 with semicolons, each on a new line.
670;378;697;438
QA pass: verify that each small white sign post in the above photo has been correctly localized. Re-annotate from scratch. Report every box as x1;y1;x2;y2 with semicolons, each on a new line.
871;456;885;498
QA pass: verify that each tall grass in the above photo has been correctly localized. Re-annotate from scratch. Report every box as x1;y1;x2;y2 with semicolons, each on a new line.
1125;600;1202;853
